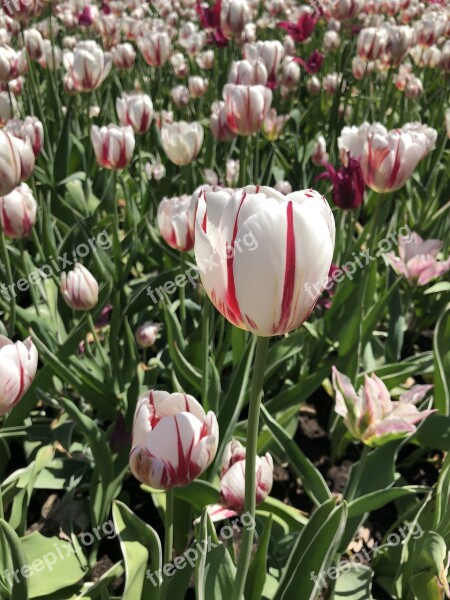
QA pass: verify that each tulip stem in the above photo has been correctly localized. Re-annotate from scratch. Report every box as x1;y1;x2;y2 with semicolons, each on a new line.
238;136;249;187
202;297;211;409
164;488;174;566
0;227;16;337
232;335;270;600
179;254;186;329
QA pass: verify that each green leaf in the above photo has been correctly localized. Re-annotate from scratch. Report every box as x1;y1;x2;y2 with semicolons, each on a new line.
347;486;428;519
112;500;162;600
433;303;450;414
333;564;374;600
260;405;331;506
0;518;29;600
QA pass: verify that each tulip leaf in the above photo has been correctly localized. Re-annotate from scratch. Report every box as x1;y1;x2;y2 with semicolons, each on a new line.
245;514;272;600
433;303;450;414
112;500;162;600
333;564;374;600
347;486;429;519
0;518;29;600
274;499;347;600
53;102;72;186
260;405;331;506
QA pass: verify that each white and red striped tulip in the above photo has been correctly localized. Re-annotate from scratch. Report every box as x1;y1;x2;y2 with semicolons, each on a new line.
60;264;99;311
210;101;236;142
12;136;35;182
194;186;335;337
221;0;251;39
223;84;272;137
0;183;36;239
91;124;135;170
63;41;111;92
0;45;27;82
339;122;437;193
385;232;450;286
332;367;435;447
24;28;43;61
0;90;17;125
243;40;284;83
0;130;22;195
116;93;153;134
160;121;203;166
0;336;38;416
129;391;219;490
137;31;171;67
157;195;194;252
228;59;268;86
111;43;136;69
188;76;208;98
4;116;44;157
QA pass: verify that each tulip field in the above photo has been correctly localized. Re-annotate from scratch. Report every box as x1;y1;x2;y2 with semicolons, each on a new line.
1;0;450;598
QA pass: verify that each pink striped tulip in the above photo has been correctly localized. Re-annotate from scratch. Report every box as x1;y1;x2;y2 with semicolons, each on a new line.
60;264;99;311
0;130;22;195
332;367;435;447
385;232;450;286
0;183;36;239
0;336;38;416
116;93;153;134
129;391;219;490
194;186;335;337
91;124;135;170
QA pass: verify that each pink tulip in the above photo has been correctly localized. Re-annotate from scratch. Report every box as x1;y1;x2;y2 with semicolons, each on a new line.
332;367;435;447
194;186;335;336
135;322;159;348
91;124;135;170
129;391;219;490
0;336;38;416
223;84;272;136
157;195;194;252
60;264;99;311
385;232;450;286
116;93;153;134
0;183;36;239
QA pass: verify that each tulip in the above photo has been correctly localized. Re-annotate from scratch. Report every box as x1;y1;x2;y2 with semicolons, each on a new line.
63;41;111;92
38;41;62;71
332;367;435;447
60;263;99;311
160;121;204;166
111;43;136;69
170;52;189;78
0;130;22;195
385;232;450;286
4;116;44;157
262;108;290;141
278;11;317;44
307;75;321;96
194;186;335;336
220;0;251;39
226;159;239;186
274;180;292;195
243;40;284;86
0;45;27;82
171;85;190;108
329;0;363;19
157;195;194;252
2;0;38;21
0;183;37;239
317;154;365;210
0;90;17;125
405;76;423;99
210;101;236;141
223;84;272;136
135;322;159;348
137;31;171;66
24;28;43;61
0;336;38;416
280;58;301;89
129;390;219;490
322;72;341;96
116;93;153;134
439;41;450;72
357;27;389;60
294;49;324;75
207;440;273;521
311;135;328;166
228;59;268;86
12;136;35;182
91;124;135;170
188;76;208;98
196;49;215;69
324;31;340;52
338;122;437;193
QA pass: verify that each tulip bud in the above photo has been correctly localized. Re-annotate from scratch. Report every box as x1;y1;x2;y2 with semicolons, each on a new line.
129;390;219;490
0;336;38;416
0;45;27;82
91;124;135;170
0;183;37;239
196;49;214;70
161;120;203;166
188;76;208;98
4;116;44;157
111;43;136;69
0;130;22;195
60;263;99;311
274;180;292;195
116;92;153;134
135;322;159;347
137;31;171;66
170;52;189;78
210;101;236;141
194;186;335;336
322;72;342;96
405;76;423;99
171;84;190;108
311;135;328;166
221;0;251;39
306;75;321;96
218;440;273;511
24;28;44;61
281;58;301;90
223;84;272;137
157;195;194;252
12;136;35;182
324;30;340;52
226;159;239;186
0;90;17;125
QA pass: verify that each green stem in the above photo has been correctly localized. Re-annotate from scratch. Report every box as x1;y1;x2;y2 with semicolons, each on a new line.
344;444;370;502
202;297;211;410
86;313;109;367
0;227;16;337
238;136;250;188
231;335;270;600
164;488;174;566
179;254;186;329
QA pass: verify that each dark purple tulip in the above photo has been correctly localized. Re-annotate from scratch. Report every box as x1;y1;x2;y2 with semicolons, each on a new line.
294;50;324;74
317;155;365;210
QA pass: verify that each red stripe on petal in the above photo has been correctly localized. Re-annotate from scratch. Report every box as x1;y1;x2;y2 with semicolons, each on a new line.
225;193;247;325
274;200;295;334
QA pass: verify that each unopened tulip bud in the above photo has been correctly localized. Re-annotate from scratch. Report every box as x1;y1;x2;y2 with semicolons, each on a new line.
311;135;329;166
188;76;208;98
221;0;251;39
0;183;36;239
135;322;159;347
116;92;153;134
157;195;194;252
0;336;38;416
274;180;292;195
12;136;35;182
91;124;135;170
24;28;43;61
129;391;219;490
307;75;321;96
171;84;190;108
324;30;340;52
60;264;99;311
195;49;214;70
